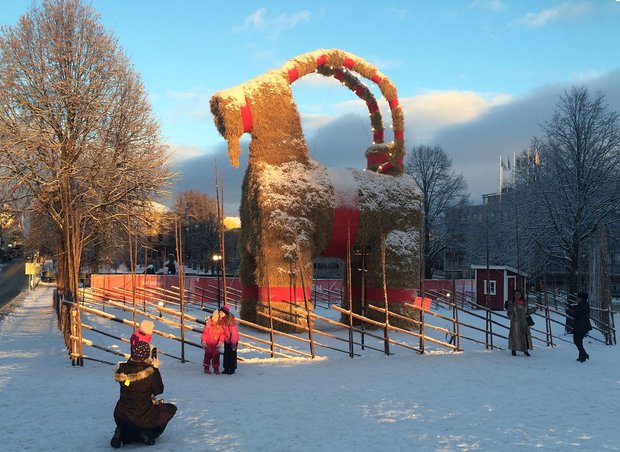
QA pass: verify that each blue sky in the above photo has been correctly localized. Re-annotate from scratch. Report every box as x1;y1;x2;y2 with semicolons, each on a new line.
2;0;620;213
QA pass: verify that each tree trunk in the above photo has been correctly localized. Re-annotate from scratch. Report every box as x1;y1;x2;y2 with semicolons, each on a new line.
424;219;433;279
568;242;579;295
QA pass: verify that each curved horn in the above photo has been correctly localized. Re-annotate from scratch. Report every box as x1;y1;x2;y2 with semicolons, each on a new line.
315;65;384;145
280;49;405;174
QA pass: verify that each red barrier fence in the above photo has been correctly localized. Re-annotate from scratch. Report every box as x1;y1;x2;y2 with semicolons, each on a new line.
90;274;342;304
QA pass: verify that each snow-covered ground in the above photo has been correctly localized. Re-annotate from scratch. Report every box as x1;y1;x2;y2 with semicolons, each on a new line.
1;285;619;451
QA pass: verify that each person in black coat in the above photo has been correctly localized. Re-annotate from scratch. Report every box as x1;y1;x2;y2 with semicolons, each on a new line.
110;341;177;447
165;253;177;275
567;292;593;362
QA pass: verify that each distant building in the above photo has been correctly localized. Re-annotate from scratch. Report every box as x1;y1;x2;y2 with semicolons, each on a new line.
223;216;241;230
471;265;529;310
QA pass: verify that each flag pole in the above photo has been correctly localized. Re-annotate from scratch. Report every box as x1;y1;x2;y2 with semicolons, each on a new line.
499;155;503;202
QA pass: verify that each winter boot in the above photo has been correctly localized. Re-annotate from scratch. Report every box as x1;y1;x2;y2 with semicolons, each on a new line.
511;350;516;356
524;351;530;357
214;368;221;375
110;427;122;449
204;367;211;374
138;431;155;446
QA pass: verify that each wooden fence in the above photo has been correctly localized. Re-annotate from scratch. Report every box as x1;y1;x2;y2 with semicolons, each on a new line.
52;279;615;367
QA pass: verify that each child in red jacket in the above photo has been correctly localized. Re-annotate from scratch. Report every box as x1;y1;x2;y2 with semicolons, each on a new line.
220;305;239;375
130;320;157;366
130;320;154;347
201;310;224;374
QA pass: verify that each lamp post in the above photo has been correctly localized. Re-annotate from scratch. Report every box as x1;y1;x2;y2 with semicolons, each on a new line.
212;253;222;308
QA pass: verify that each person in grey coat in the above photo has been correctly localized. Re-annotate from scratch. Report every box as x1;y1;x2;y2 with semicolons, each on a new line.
505;290;537;357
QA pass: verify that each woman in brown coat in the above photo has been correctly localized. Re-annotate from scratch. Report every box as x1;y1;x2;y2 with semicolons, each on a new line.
505;290;537;357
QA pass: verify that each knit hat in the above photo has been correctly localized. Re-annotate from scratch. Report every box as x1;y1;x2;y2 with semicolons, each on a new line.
220;305;230;314
139;320;154;335
130;341;150;362
577;292;589;302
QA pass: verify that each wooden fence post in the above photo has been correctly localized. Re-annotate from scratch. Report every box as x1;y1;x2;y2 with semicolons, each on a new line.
295;231;315;359
70;304;84;366
381;235;390;356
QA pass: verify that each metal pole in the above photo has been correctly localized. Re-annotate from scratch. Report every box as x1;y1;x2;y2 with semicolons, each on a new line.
347;226;354;358
360;244;367;350
484;195;491;349
217;263;221;309
266;271;275;358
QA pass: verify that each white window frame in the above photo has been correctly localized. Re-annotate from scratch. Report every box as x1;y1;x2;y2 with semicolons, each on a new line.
483;280;497;295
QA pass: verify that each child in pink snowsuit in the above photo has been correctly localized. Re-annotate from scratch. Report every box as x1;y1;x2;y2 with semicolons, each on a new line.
201;311;224;374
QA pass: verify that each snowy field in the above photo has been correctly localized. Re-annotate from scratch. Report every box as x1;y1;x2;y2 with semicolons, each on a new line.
1;285;619;451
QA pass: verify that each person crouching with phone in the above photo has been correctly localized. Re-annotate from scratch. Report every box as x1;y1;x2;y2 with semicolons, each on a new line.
110;341;177;448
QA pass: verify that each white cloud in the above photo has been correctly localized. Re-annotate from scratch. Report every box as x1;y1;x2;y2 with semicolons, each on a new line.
471;0;506;12
250;49;278;63
401;90;513;142
391;8;408;19
244;8;266;29
300;112;336;130
514;2;593;29
368;57;403;72
167;143;206;162
272;10;310;35
174;69;620;209
164;87;213;120
166;87;212;104
572;69;606;82
236;8;311;39
298;88;514;145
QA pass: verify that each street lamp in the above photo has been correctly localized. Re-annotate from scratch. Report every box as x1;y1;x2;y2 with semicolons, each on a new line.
212;253;222;308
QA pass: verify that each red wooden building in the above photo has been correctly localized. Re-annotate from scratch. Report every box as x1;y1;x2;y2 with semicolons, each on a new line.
471;265;529;310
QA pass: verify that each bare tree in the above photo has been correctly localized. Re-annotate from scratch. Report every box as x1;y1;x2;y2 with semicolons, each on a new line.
171;190;219;269
405;145;469;278
0;0;173;301
519;87;620;293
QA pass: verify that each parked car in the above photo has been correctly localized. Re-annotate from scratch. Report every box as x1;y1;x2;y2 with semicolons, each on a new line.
41;270;56;283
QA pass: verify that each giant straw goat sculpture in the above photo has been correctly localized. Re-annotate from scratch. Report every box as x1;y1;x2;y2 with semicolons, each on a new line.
210;49;422;330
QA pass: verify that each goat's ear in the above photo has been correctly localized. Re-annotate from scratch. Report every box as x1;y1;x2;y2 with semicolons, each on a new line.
210;95;229;136
228;139;240;168
210;92;244;167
